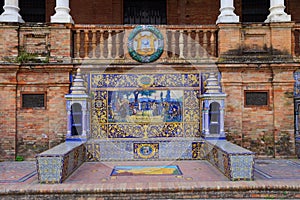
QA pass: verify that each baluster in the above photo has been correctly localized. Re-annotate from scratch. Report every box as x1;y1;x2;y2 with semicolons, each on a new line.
298;30;300;56
115;30;121;58
150;10;155;24
179;30;184;59
164;30;168;58
120;30;125;58
99;30;104;59
203;30;208;58
195;30;200;59
76;30;81;58
187;30;192;58
107;30;113;59
92;30;97;59
210;30;216;57
171;30;176;58
84;30;89;58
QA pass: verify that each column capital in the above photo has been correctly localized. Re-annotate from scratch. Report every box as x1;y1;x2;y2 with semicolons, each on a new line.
0;0;24;23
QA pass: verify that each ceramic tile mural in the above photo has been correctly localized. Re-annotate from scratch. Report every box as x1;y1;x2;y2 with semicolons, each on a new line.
107;90;183;123
90;72;201;139
86;139;199;161
90;73;200;89
192;142;206;159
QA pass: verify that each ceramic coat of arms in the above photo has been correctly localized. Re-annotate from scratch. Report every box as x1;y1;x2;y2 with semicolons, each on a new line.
128;25;164;63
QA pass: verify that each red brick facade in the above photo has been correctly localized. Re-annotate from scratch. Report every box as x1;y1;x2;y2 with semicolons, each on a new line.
0;64;73;160
0;1;300;160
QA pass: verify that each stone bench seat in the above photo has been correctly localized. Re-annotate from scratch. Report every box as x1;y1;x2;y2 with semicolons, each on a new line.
36;141;86;183
205;140;255;181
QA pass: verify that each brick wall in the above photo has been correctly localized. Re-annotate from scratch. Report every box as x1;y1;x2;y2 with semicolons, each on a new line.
272;68;295;157
0;25;73;161
167;0;220;25
15;68;72;160
218;22;296;157
220;65;296;157
287;0;300;22
0;26;19;61
0;69;18;161
50;25;73;62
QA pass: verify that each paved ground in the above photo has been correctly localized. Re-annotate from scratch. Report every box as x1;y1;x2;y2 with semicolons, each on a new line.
1;159;300;184
0;159;300;199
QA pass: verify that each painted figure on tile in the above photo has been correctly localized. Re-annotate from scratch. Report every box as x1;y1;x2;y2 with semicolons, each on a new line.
118;98;129;121
108;90;183;123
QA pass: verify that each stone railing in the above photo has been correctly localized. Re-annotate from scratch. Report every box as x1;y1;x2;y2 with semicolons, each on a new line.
72;25;218;64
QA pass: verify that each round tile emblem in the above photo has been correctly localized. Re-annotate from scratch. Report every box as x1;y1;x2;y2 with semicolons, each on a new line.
137;75;154;88
136;144;156;159
128;25;164;63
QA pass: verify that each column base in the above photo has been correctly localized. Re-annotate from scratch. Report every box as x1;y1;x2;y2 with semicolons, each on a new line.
51;14;74;24
0;13;24;23
66;136;87;142
216;15;239;24
265;13;291;23
202;134;226;140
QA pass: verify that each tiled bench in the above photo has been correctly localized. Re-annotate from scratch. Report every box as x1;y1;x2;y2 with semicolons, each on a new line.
205;140;255;181
36;142;86;183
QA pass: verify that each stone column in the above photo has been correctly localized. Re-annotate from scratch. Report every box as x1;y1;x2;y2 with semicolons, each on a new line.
265;0;291;23
82;108;87;137
66;109;72;137
51;0;74;24
216;0;239;24
202;102;210;135
219;105;225;137
0;0;24;23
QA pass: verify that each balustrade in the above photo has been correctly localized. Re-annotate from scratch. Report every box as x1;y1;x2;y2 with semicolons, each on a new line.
72;25;218;63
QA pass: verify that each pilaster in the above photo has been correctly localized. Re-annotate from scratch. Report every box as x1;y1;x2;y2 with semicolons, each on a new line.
217;23;241;56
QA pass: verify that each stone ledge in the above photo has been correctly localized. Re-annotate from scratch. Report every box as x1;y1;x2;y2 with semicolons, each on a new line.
1;180;300;199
